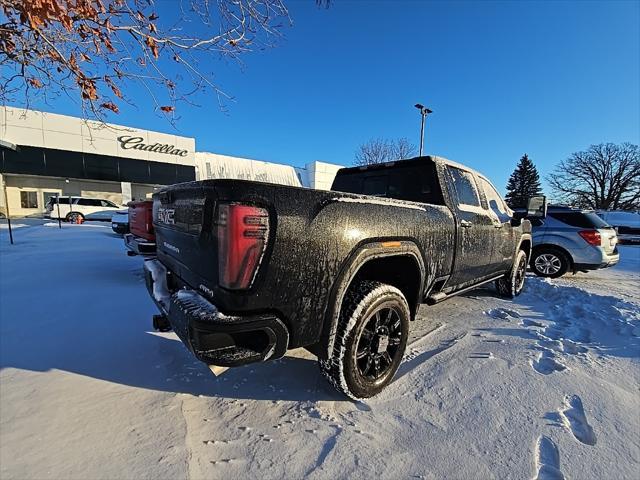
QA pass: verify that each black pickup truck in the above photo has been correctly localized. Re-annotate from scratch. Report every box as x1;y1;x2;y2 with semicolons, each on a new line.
144;156;542;399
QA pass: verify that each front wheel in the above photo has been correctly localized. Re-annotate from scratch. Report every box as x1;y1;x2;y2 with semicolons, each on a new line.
496;249;528;298
320;281;410;400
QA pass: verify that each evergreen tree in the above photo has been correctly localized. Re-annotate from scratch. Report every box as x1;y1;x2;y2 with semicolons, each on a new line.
505;154;543;208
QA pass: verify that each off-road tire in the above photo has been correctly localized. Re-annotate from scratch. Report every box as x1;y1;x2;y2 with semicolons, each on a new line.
319;281;410;400
530;247;570;278
496;249;528;298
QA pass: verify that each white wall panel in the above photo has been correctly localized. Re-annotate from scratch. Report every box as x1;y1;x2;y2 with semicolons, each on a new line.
1;106;195;167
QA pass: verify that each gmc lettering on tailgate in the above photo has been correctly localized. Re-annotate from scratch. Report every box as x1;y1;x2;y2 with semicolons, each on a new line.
157;208;175;225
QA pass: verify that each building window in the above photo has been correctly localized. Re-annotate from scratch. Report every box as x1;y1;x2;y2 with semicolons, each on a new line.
20;191;38;209
205;162;212;180
43;191;59;208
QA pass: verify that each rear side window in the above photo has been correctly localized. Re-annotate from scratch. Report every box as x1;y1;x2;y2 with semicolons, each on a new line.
549;212;610;228
50;197;70;205
448;167;480;207
77;198;102;206
332;161;444;205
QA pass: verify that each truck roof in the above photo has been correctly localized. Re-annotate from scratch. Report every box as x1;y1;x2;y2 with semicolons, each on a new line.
336;155;483;178
335;155;498;192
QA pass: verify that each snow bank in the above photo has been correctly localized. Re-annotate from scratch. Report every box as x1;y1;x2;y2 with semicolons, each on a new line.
522;276;640;355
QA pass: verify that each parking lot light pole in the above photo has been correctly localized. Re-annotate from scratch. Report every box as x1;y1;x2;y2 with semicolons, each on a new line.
1;175;13;245
56;196;62;229
414;104;433;157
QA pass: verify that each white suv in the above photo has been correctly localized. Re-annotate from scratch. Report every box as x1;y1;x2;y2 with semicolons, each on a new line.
46;196;123;222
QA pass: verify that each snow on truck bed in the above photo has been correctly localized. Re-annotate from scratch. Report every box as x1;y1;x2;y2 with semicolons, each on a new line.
0;223;638;480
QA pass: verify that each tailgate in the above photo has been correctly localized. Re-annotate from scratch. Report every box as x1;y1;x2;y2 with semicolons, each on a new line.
129;201;155;240
153;186;216;290
599;228;618;254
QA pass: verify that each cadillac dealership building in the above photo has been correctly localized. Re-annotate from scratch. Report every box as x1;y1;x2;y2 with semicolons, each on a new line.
0;106;342;217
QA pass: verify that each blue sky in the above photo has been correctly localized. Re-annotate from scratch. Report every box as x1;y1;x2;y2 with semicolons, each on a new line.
16;0;640;194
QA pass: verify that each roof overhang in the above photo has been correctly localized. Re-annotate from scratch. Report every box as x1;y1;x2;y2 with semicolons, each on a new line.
0;139;17;151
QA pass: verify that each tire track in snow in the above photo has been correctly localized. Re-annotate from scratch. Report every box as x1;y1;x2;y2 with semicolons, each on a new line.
398;330;466;380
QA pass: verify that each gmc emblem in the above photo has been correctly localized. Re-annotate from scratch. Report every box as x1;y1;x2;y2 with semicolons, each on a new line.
157;208;175;225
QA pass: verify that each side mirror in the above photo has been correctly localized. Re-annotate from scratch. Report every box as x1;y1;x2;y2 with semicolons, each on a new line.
527;196;547;218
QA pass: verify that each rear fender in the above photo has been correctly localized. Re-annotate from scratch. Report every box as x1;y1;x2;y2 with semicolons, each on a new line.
316;240;425;361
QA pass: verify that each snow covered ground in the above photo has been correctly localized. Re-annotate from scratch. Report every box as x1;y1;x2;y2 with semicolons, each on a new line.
1;222;638;479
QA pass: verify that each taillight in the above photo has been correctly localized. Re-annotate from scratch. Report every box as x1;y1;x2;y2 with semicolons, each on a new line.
578;230;601;246
145;207;154;234
217;203;269;290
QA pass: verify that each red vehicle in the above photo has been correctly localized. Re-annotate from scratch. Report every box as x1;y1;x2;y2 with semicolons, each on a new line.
124;200;156;256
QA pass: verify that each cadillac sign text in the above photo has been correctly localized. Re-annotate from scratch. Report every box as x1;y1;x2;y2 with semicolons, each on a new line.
117;135;189;157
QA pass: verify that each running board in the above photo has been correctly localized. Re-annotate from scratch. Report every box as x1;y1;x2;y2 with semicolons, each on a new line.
426;274;504;305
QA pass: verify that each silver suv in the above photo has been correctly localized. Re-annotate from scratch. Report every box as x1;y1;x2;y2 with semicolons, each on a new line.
528;207;619;278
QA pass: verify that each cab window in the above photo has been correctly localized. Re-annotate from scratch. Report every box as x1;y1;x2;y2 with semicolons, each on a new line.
332;160;444;205
479;177;511;221
362;176;388;197
447;167;480;207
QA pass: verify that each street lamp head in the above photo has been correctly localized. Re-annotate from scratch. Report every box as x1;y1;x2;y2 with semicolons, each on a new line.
415;104;433;115
414;103;432;157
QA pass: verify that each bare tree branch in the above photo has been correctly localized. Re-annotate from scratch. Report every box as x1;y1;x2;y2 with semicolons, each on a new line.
0;0;292;123
354;137;417;166
547;143;640;210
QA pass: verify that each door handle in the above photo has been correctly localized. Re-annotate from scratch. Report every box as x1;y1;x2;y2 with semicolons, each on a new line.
460;220;472;228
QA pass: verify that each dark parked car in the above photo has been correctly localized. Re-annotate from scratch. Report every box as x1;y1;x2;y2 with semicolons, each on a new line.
143;156;539;399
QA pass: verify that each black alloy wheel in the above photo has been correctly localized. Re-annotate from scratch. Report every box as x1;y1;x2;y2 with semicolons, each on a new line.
355;306;403;381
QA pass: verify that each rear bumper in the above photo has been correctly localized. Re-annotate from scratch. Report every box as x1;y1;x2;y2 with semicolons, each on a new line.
143;259;289;367
125;233;156;256
574;251;619;271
